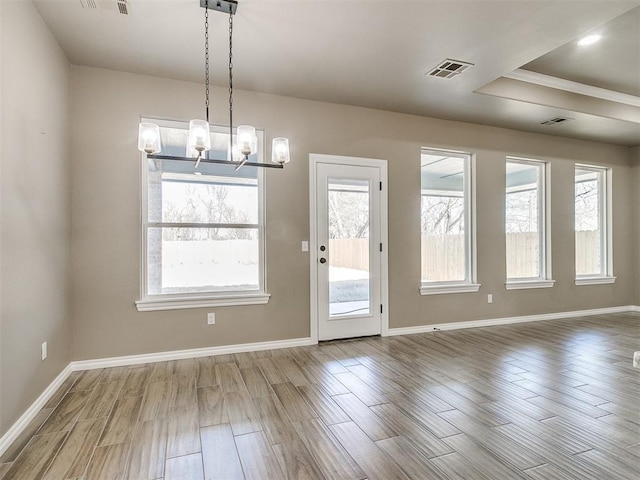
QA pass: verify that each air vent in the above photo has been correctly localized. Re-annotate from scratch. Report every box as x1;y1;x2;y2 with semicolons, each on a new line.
117;0;129;15
80;0;98;9
80;0;129;15
427;59;474;79
540;116;574;126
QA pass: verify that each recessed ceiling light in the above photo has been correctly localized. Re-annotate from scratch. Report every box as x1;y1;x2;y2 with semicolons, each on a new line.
578;34;601;46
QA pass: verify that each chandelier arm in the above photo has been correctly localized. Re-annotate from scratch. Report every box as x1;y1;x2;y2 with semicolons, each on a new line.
148;154;284;169
234;156;248;171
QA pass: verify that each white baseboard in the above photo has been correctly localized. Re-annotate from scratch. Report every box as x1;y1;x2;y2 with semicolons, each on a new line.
70;336;315;371
0;364;74;457
385;305;637;337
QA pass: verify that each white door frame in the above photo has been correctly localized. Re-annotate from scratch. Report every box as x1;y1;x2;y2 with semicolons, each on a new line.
309;153;389;343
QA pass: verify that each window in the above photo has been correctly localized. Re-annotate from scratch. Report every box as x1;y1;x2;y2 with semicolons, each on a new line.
505;158;554;289
420;148;479;294
574;165;614;284
136;119;269;311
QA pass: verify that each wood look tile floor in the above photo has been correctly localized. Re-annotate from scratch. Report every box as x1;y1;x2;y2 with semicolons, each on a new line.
2;312;639;479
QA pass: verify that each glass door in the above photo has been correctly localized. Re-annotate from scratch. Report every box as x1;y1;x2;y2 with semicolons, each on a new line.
316;162;381;340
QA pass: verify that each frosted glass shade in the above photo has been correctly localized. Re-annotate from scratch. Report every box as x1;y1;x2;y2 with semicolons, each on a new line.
227;139;243;162
138;123;161;154
271;137;290;164
187;120;211;154
237;125;257;157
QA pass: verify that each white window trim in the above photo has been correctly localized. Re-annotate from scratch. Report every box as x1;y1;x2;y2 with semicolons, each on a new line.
575;276;616;286
505;157;555;290
505;279;556;290
135;293;271;312
574;164;613;284
420;283;481;295
136;118;268;312
420;148;480;295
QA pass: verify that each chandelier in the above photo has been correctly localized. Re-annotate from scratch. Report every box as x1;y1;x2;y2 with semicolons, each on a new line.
137;0;290;170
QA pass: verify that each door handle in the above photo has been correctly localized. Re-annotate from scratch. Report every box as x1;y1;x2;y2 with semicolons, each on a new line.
319;258;327;264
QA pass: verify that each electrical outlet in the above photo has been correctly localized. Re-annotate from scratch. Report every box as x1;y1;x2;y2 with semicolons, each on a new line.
633;351;640;369
207;313;216;325
41;342;47;361
487;294;493;304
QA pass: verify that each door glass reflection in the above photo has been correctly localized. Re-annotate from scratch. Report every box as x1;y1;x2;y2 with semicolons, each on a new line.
328;178;370;317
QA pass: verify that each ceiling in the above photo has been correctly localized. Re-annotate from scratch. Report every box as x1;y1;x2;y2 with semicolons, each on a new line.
33;0;640;146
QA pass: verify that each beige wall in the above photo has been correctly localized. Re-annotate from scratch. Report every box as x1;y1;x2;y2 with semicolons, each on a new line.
0;1;71;436
632;146;640;305
70;65;635;361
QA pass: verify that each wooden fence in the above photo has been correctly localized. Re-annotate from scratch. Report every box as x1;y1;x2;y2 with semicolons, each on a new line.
328;231;601;278
329;239;370;271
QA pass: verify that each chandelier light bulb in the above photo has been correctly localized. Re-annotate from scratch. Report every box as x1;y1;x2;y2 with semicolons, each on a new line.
138;122;161;154
188;120;212;153
271;137;290;164
237;125;257;157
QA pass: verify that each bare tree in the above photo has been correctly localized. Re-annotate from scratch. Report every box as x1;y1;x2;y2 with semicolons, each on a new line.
421;196;464;235
328;190;369;239
575;180;599;231
162;181;254;240
506;189;537;233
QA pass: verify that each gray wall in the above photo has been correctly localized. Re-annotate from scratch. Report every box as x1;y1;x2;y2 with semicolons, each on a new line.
69;65;635;361
0;1;71;435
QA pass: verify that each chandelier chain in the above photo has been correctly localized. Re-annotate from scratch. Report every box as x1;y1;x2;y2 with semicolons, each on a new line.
204;5;210;123
228;10;234;150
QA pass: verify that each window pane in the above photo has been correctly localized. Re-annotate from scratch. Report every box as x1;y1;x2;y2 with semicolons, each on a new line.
160;176;258;224
147;227;259;295
575;168;602;275
506;161;541;279
421;152;467;282
327;179;370;317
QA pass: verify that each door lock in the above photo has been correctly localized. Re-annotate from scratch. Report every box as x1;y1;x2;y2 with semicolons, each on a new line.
320;245;326;251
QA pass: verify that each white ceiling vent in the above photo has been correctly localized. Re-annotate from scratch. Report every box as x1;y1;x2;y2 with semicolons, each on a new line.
427;59;474;79
540;116;574;126
80;0;129;15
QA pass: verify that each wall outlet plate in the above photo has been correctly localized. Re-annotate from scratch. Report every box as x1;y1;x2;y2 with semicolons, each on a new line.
633;351;640;369
207;313;216;325
41;342;48;361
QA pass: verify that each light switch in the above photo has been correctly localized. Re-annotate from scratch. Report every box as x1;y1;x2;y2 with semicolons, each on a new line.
301;241;309;252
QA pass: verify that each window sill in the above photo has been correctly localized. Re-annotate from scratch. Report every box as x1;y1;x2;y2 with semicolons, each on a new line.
135;293;271;312
420;283;481;295
575;276;616;286
506;279;556;290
